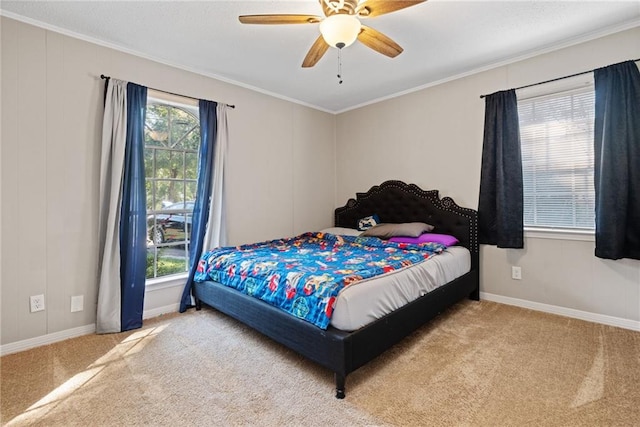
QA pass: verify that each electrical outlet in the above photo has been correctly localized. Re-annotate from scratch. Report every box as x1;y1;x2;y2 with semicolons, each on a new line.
71;295;84;312
30;294;45;312
511;266;522;280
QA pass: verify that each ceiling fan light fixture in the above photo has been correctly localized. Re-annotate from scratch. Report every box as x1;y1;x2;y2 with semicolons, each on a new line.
319;14;361;49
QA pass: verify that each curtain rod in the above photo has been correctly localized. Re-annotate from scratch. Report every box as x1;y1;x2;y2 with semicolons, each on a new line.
100;74;235;109
479;58;640;99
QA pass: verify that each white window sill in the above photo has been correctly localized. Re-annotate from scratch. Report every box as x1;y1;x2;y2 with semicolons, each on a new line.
524;228;595;242
146;273;188;292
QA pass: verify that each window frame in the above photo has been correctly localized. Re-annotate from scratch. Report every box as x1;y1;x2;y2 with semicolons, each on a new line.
144;90;200;284
516;74;596;241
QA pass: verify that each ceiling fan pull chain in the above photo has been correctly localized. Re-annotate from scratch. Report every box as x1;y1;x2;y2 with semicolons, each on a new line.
337;48;343;84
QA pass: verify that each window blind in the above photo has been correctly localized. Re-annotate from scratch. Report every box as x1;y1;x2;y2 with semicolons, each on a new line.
518;86;595;230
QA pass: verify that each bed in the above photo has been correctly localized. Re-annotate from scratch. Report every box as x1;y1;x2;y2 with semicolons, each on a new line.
193;180;479;398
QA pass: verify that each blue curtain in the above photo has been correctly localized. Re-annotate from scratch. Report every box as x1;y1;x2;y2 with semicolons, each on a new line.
180;100;218;312
119;83;148;331
477;89;524;248
593;60;640;260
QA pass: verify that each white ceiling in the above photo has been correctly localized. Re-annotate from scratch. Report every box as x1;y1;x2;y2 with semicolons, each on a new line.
2;1;639;113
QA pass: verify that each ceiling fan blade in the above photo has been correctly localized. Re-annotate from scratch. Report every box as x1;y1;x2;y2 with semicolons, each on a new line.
357;25;403;58
239;15;321;25
357;0;426;18
302;35;330;68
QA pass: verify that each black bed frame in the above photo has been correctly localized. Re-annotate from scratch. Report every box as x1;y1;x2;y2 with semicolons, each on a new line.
194;180;479;398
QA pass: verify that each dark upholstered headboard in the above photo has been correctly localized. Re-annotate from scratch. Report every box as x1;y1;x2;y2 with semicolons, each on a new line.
334;180;478;269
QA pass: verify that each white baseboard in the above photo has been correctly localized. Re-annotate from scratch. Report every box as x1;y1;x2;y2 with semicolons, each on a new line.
143;303;180;319
0;324;96;357
481;292;640;332
0;303;181;357
6;296;634;356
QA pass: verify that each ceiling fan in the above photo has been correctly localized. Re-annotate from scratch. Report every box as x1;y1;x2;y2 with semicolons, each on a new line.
239;0;426;68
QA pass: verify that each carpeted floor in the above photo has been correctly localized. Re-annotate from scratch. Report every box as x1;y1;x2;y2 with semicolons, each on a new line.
1;300;639;426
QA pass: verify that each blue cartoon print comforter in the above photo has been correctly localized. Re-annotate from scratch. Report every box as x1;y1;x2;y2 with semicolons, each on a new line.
194;232;445;329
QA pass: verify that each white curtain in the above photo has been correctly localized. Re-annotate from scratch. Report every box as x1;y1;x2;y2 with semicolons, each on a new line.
202;104;229;250
97;80;127;333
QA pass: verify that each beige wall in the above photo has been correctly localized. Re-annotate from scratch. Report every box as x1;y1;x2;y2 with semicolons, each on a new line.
336;27;640;327
0;17;336;347
2;15;639;350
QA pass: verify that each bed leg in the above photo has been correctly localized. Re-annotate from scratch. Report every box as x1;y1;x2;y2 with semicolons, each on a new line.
469;287;480;301
335;373;346;399
195;298;202;311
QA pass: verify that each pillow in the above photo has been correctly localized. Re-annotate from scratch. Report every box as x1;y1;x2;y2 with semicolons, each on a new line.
357;214;380;231
389;233;459;247
319;227;361;237
360;222;435;239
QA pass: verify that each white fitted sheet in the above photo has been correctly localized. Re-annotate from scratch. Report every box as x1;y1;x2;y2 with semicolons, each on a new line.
328;239;471;332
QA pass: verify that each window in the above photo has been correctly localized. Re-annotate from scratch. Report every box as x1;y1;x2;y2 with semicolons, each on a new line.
144;95;200;279
518;80;595;231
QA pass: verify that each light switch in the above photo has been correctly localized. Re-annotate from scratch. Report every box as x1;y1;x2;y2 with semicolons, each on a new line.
71;295;84;312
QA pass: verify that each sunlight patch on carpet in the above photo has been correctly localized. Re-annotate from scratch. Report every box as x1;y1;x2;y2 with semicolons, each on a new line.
5;323;170;426
570;332;605;408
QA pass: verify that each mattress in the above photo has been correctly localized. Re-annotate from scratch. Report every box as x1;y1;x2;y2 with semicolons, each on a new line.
321;228;471;331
